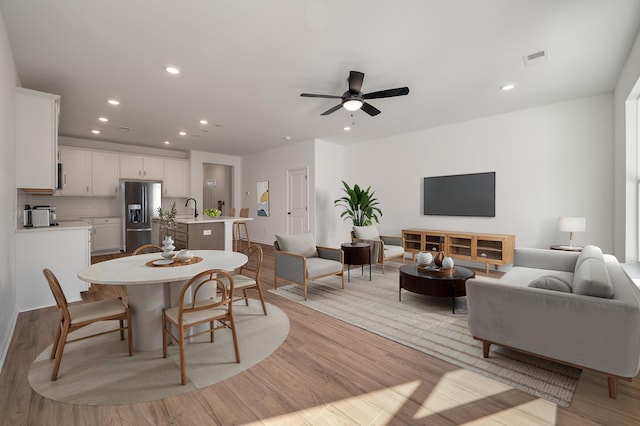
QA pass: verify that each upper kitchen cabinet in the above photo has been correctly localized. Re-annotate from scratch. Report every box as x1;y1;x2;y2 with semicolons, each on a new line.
120;154;164;181
92;151;120;196
163;158;189;197
15;88;60;193
58;146;91;196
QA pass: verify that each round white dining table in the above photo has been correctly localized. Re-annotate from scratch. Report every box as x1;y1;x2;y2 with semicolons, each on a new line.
77;250;248;352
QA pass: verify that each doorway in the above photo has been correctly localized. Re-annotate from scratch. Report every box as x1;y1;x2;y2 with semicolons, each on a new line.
203;163;233;215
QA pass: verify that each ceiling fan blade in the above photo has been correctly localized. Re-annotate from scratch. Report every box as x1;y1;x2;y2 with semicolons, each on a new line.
300;93;343;99
348;71;364;94
361;102;381;116
363;87;410;99
321;104;343;116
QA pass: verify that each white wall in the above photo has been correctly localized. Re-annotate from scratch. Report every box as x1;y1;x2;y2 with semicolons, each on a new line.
0;8;18;371
315;139;345;247
241;141;315;245
337;94;615;252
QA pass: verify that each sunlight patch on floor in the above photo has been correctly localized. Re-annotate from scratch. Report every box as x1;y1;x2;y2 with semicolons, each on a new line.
249;380;421;426
461;399;558;425
415;369;513;417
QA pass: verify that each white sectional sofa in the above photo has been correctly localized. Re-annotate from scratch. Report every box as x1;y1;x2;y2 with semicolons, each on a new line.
466;246;640;398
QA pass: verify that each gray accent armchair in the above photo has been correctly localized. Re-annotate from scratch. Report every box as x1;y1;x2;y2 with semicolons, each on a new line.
274;233;344;300
351;230;405;273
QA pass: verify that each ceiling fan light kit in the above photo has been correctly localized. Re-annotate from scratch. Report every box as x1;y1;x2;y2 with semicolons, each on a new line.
301;70;409;117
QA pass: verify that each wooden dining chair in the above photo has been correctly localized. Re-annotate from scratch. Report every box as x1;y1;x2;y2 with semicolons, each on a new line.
132;244;163;255
43;268;133;381
161;269;240;385
228;244;267;315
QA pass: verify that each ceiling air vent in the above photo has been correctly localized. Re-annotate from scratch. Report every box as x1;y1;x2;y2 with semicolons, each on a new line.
118;126;131;131
523;49;549;67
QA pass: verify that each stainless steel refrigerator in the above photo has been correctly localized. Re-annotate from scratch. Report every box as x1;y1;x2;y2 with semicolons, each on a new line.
121;181;162;252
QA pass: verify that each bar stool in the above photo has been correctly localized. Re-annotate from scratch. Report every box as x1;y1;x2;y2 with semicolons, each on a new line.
237;208;251;249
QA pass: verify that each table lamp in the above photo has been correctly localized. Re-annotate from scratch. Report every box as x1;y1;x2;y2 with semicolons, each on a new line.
558;217;586;248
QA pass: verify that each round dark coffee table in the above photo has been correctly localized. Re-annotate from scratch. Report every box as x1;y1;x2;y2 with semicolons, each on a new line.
398;263;475;313
341;242;371;282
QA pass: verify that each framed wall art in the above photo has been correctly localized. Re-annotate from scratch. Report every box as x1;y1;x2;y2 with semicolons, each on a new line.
257;180;269;216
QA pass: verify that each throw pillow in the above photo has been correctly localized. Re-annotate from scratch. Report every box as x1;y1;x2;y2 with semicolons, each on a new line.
275;233;318;257
574;245;604;272
353;225;380;240
572;257;614;298
528;275;572;293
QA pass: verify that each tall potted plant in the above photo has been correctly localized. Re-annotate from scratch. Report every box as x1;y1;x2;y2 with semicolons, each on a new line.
334;181;382;226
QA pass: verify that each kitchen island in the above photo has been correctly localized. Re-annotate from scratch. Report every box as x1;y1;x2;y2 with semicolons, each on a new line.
15;221;92;311
170;215;252;251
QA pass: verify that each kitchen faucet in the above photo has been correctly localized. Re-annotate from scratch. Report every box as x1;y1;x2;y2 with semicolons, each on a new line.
185;198;198;218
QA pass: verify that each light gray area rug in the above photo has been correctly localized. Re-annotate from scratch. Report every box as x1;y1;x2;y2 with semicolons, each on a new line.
28;300;289;405
270;265;581;407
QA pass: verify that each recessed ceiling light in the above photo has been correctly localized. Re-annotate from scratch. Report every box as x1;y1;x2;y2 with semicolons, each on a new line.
165;66;180;75
98;117;109;122
108;99;120;105
178;131;187;136
284;136;292;140
164;140;171;145
91;129;100;134
344;126;351;131
199;119;208;125
500;84;516;91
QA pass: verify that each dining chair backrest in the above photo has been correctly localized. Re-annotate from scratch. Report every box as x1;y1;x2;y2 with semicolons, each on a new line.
132;244;163;255
177;269;235;323
240;208;249;218
43;268;70;322
240;244;263;280
228;207;236;217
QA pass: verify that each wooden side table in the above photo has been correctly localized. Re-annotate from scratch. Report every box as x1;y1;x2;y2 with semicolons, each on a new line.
341;242;371;282
550;245;583;252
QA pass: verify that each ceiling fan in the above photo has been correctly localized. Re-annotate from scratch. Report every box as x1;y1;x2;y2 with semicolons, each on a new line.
300;71;409;116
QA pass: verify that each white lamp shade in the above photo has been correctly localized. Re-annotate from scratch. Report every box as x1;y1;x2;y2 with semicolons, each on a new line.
558;217;586;233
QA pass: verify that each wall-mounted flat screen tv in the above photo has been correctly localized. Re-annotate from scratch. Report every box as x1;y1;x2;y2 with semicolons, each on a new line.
423;172;495;217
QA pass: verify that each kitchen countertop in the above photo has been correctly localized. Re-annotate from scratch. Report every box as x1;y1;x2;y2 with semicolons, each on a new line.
16;220;92;233
175;215;252;224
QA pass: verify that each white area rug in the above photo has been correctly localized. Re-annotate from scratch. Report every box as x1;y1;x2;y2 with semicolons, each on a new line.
270;265;581;407
28;300;289;405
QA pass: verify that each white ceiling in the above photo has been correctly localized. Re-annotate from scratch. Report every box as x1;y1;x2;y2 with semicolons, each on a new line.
1;0;639;156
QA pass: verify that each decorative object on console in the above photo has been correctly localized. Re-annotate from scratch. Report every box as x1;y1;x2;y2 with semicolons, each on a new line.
557;216;586;248
334;181;382;226
442;256;454;270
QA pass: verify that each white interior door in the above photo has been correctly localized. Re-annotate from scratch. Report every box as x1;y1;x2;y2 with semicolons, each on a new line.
287;167;309;234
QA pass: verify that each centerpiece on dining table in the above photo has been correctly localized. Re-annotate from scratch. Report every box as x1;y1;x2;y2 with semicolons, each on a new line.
157;202;177;259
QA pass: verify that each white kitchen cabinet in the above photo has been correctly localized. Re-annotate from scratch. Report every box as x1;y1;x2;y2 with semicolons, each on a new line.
92;151;120;196
91;217;122;253
15;88;60;191
58;146;91;196
120;154;164;181
16;224;91;311
163;158;189;197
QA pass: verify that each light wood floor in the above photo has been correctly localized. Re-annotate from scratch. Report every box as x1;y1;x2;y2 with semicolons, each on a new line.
1;242;639;425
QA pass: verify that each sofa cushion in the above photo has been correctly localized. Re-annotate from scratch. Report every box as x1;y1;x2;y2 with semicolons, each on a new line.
353;225;380;240
498;266;574;288
574;245;604;271
573;257;614;298
275;233;318;258
306;257;342;278
528;275;572;292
